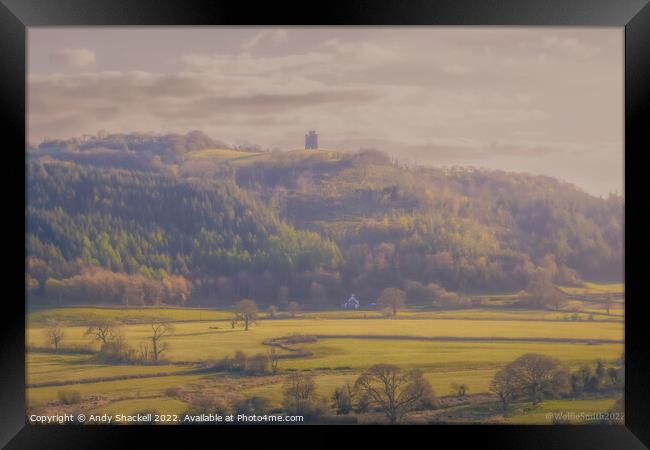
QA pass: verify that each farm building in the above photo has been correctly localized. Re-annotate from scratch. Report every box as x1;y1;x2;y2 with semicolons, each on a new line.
342;294;360;310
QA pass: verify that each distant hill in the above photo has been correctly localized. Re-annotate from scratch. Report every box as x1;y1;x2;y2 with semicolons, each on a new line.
26;132;624;307
30;131;264;170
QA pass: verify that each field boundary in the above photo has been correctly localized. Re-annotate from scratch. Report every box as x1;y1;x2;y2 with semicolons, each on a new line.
308;334;623;345
26;368;201;389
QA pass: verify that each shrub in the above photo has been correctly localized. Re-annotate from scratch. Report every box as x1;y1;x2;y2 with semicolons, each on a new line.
26;344;95;355
355;393;371;413
232;350;248;371
209;351;272;375
297;396;328;420
164;386;183;398
283;333;317;344
58;390;81;405
210;351;248;372
431;287;471;309
96;338;129;361
210;355;233;371
451;382;469;397
92;336;154;365
436;292;471;309
415;385;437;410
331;384;354;415
245;353;270;375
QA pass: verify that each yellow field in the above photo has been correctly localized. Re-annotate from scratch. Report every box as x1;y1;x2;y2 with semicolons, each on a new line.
27;317;623;364
299;308;621;321
242;368;501;408
26;304;624;424
28;306;232;327
280;338;622;371
186;148;262;161
559;282;624;295
27;352;194;385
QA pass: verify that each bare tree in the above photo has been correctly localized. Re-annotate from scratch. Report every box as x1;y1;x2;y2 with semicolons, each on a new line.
354;364;434;423
149;319;174;361
44;320;65;351
604;295;612;314
377;288;406;317
85;319;121;346
138;343;150;361
233;299;258;331
268;347;280;374
267;304;278;318
282;372;317;414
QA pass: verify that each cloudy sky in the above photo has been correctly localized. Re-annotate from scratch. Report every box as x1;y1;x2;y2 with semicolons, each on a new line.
28;27;623;196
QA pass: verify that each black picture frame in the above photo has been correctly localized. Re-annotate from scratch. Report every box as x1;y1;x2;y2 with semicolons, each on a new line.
2;0;648;448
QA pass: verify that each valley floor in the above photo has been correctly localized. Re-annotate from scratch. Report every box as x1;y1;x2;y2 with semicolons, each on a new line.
26;289;624;425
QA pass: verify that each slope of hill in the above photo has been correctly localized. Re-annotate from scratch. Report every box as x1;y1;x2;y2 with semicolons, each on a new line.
26;133;624;306
27;160;342;305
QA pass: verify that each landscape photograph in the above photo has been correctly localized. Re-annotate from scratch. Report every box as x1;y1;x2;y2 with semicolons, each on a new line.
25;27;624;425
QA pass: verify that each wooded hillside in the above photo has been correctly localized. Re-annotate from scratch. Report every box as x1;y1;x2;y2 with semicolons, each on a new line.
26;132;623;306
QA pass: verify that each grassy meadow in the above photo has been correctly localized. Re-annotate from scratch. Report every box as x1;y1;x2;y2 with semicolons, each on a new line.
26;283;624;425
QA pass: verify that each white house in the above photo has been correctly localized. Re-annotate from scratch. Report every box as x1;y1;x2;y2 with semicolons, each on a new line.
342;294;360;310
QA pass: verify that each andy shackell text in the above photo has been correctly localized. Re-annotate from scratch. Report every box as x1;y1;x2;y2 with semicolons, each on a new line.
28;413;304;424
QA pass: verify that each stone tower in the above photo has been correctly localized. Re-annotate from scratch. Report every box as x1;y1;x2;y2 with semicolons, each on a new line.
305;130;318;149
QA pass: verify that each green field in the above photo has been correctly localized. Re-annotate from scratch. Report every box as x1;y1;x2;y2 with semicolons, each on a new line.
26;295;624;424
28;373;209;407
27;317;623;363
186;148;262;161
508;397;621;424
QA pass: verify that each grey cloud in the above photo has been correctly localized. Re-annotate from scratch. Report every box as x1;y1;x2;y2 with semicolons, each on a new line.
29;72;210;105
196;90;380;114
145;90;381;119
28;28;623;195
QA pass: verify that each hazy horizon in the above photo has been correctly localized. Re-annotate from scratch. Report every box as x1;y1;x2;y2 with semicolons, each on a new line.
28;27;623;196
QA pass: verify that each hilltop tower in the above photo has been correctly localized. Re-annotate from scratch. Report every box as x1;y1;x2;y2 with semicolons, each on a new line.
305;130;318;149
